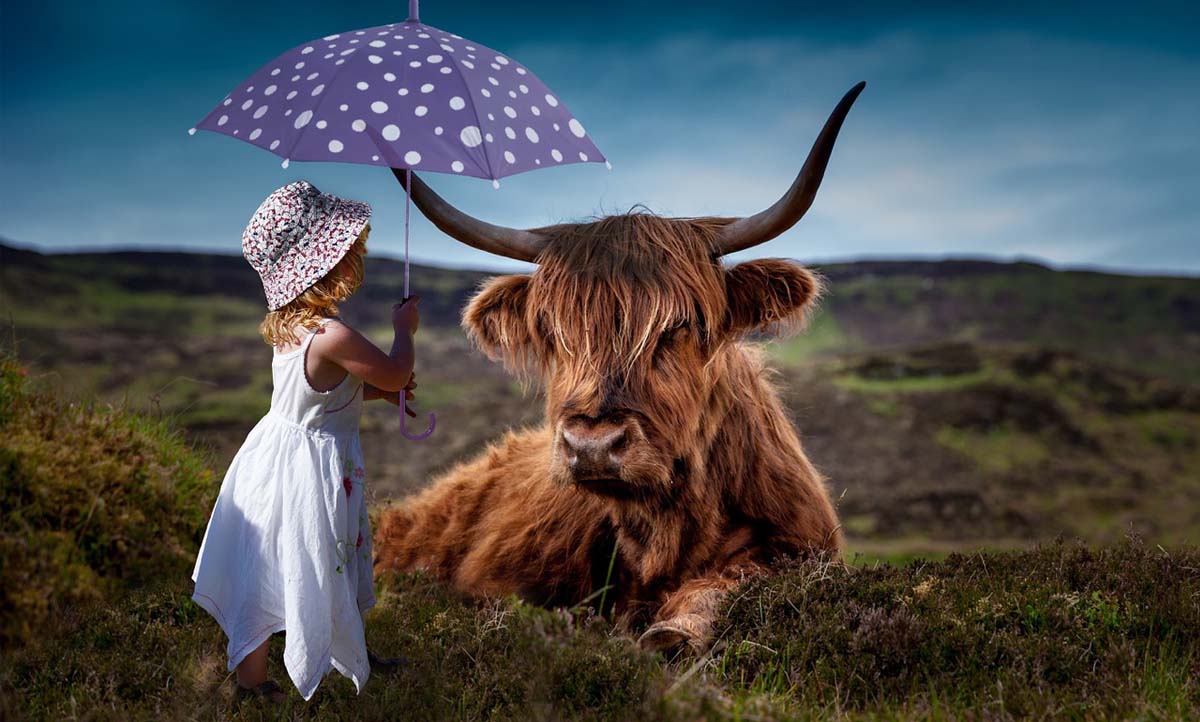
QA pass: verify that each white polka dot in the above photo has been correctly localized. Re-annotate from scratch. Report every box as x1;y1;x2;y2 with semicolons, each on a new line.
372;155;380;161
409;61;422;68
302;46;313;54
440;66;452;74
420;83;434;93
382;124;400;141
356;81;369;90
508;90;517;99
294;110;313;128
545;94;559;107
264;85;277;96
335;59;346;65
294;61;305;69
504;127;516;140
352;119;366;132
519;84;529;94
311;84;325;96
417;32;430;38
495;56;509;65
487;113;495;121
451;160;464;173
426;54;443;63
449;96;465;110
223;98;232;106
323;33;340;40
291;75;300;82
329;139;344;153
269;69;280;77
491;63;501;71
217;115;228;126
460;125;482;147
316;120;327;129
270;139;281;150
384;72;396;82
530;105;541;116
398;88;409;96
340;49;355;56
369;40;386;47
440;43;455;52
551;148;563;162
407;43;419;49
404;150;421;165
569;118;586;138
485;132;494;142
516;67;527;75
371;101;388;113
488;76;499;86
286;90;298;100
339;104;348;111
579;151;589;161
480;88;491;98
434;126;444;135
525;127;539;143
462;60;475;69
241;99;253;110
504;150;516;163
249;128;262;140
503;106;517;119
307;72;319;80
249;105;267;120
368;55;383;64
414;106;428;117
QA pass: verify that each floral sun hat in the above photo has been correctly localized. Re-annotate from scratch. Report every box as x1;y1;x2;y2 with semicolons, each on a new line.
242;180;372;311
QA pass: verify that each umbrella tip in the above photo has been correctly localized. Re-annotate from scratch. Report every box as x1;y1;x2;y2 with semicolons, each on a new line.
281;159;290;169
187;127;196;136
605;160;612;171
492;179;501;189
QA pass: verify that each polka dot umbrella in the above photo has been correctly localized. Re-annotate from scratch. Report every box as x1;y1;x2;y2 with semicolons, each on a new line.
191;0;608;440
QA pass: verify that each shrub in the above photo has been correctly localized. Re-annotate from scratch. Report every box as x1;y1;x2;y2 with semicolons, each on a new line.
0;350;217;647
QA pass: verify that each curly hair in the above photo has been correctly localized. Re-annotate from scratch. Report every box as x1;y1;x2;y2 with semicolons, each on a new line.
258;225;369;347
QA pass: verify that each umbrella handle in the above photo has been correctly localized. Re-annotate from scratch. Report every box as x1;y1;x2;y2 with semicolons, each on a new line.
400;396;436;440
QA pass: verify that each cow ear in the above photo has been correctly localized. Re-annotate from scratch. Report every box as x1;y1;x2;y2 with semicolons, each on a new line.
724;259;823;335
463;274;534;362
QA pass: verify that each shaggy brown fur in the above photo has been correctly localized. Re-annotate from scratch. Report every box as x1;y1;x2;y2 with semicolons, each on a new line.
375;211;842;652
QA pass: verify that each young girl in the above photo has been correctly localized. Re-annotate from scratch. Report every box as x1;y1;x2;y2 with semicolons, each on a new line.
192;180;419;703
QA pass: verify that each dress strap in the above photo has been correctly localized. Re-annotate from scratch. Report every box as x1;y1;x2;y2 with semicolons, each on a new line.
300;318;335;353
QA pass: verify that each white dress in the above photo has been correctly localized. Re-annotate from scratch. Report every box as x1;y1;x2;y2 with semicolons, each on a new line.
191;318;375;700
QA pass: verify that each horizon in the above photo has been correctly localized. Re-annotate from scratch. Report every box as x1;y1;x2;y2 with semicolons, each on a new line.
2;1;1198;275
4;235;1195;280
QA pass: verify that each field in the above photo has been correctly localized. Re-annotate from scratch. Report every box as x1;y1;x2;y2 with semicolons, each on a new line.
1;239;1199;719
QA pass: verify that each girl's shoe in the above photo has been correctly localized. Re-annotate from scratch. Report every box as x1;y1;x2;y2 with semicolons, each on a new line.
235;679;287;704
367;649;407;674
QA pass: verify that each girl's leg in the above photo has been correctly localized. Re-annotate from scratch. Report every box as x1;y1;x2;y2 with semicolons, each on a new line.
236;639;270;688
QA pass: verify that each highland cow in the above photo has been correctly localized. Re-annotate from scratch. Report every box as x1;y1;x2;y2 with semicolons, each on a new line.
375;83;865;652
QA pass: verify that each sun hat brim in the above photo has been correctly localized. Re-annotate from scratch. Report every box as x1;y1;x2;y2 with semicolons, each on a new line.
260;195;371;311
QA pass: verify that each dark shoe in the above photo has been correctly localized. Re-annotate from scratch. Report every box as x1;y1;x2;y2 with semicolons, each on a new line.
368;649;407;674
235;679;287;704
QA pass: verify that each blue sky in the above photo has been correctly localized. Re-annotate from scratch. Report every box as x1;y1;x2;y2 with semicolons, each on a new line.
1;1;1197;274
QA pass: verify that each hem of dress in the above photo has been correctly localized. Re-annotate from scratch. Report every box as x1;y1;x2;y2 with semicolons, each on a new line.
191;592;285;672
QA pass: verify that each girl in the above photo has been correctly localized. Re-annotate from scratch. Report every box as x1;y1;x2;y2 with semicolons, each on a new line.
192;180;419;703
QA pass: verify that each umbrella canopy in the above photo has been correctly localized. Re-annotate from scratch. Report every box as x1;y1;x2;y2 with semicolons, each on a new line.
192;10;606;186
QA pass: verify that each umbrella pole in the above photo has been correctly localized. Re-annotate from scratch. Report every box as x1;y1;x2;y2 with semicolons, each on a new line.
399;167;436;441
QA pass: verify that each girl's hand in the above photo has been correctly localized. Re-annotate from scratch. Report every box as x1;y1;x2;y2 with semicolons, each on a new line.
378;374;417;416
392;296;421;334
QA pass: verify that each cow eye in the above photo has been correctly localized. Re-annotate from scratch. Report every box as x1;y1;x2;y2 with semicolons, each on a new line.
655;323;687;354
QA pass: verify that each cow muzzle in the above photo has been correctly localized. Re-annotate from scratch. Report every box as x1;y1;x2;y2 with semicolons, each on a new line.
559;415;631;484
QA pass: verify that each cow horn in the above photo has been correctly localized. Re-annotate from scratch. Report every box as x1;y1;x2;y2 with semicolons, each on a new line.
715;81;866;256
391;168;547;262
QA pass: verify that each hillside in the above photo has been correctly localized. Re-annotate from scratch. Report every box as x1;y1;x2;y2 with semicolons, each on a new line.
2;357;1197;720
2;240;1198;557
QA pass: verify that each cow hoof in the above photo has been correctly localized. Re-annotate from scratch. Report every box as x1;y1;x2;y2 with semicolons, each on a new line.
637;621;694;653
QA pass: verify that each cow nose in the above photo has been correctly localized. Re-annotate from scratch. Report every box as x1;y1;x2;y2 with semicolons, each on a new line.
561;417;628;479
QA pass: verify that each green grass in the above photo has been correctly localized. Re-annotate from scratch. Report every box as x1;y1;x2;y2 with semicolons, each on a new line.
935;425;1050;473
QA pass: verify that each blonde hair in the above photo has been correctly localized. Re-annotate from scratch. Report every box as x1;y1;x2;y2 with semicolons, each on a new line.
259;225;370;347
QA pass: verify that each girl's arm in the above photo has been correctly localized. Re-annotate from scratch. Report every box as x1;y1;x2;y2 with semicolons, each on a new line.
313;298;421;393
364;375;418;416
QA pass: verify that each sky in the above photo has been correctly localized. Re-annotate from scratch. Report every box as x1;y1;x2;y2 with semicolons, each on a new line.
1;0;1198;274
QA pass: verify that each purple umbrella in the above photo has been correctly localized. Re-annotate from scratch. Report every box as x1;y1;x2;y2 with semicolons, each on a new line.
192;0;608;439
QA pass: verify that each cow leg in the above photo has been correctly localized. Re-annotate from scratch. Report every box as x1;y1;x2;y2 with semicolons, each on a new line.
637;559;768;654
